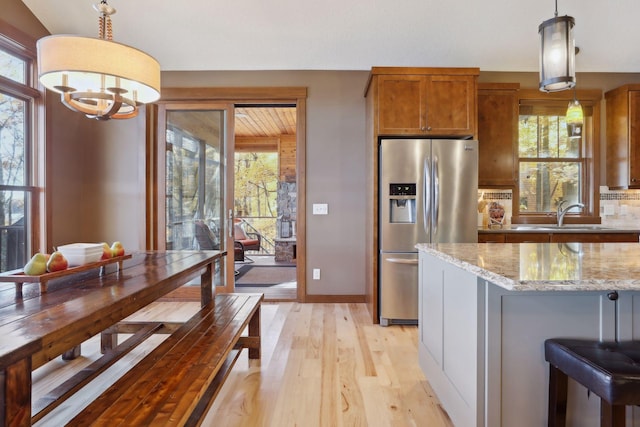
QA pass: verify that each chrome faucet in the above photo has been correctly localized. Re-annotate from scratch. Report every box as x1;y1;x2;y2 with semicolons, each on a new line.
557;200;585;227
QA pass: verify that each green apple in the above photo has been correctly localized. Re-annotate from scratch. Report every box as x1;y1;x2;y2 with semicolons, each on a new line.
101;242;113;260
46;251;69;272
111;241;125;257
24;253;48;275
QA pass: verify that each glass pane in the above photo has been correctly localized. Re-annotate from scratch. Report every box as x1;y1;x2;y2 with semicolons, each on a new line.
234;152;278;254
519;161;581;213
0;92;26;186
0;190;27;272
0;49;26;84
165;110;224;252
519;115;579;158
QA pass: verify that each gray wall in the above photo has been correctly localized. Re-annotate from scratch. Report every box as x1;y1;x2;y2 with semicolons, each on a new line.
160;71;369;295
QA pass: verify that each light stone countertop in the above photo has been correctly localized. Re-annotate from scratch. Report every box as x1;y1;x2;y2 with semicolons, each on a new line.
416;242;640;291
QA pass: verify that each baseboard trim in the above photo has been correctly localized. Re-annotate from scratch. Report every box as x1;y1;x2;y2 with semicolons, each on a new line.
303;294;366;303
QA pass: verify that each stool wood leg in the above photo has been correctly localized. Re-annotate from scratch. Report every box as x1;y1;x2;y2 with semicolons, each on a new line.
600;400;625;427
548;365;568;427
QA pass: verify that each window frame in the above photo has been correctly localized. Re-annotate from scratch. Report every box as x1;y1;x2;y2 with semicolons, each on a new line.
512;88;602;225
0;19;44;270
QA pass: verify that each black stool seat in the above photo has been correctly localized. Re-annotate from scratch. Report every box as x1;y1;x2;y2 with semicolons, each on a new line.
545;338;640;426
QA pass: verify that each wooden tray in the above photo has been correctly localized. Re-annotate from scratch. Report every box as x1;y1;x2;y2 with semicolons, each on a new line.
0;254;132;294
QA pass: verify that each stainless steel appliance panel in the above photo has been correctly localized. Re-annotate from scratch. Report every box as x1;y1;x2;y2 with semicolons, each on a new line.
379;139;430;252
431;139;479;243
379;252;419;325
378;138;478;325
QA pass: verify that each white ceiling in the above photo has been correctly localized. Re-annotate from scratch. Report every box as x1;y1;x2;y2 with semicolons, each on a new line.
20;0;640;73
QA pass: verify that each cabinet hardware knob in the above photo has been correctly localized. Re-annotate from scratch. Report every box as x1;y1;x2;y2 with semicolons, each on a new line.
607;291;619;301
427;126;432;131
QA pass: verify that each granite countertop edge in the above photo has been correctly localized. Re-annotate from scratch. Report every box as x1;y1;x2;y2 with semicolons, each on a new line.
416;243;640;292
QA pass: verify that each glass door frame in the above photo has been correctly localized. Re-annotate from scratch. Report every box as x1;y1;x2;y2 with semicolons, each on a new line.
152;102;236;292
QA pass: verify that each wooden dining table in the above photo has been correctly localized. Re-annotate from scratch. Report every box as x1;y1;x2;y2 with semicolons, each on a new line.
0;250;223;427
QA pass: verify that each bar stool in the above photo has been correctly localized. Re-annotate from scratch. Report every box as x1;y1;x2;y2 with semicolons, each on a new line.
544;338;640;427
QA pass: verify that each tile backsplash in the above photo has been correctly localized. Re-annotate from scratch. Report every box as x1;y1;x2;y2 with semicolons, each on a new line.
599;187;640;228
477;187;640;228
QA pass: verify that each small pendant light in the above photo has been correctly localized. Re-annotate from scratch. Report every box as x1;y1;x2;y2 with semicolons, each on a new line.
566;88;583;139
539;0;576;92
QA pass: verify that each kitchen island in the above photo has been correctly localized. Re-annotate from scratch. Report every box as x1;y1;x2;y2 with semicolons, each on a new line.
417;242;640;427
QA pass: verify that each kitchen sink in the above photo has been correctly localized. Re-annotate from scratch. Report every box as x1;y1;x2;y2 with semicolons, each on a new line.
512;225;612;231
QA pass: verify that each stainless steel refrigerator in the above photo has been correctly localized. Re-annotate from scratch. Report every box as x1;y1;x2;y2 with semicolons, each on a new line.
379;138;478;326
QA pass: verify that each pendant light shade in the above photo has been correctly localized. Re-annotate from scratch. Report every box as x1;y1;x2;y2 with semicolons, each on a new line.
539;11;576;92
36;1;161;120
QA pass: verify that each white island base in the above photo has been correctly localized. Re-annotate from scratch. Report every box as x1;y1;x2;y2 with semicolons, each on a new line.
418;248;640;427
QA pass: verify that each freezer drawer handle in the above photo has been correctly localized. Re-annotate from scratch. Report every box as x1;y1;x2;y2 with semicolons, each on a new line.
385;258;419;265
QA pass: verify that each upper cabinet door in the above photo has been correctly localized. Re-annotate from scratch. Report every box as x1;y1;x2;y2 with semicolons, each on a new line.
629;91;640;185
425;75;477;137
477;83;519;187
376;72;477;137
377;75;426;135
606;85;640;189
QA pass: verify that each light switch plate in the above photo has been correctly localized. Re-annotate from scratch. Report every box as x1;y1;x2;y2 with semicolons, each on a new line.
313;203;328;215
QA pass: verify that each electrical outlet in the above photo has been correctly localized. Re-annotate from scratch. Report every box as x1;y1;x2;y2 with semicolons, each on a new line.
313;268;320;280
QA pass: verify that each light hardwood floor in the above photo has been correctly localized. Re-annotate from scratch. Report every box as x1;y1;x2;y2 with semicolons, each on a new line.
32;301;453;426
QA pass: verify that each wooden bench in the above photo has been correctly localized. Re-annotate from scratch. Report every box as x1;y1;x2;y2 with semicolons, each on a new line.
67;293;263;426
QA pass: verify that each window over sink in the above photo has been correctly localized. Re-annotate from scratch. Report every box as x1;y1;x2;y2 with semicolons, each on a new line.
513;89;602;224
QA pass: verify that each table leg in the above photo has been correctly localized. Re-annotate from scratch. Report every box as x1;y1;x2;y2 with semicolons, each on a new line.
248;304;261;359
200;262;214;308
1;358;31;426
62;345;82;360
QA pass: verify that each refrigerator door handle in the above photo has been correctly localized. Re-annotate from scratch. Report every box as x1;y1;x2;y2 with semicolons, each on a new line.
423;158;430;235
385;257;419;265
433;155;439;237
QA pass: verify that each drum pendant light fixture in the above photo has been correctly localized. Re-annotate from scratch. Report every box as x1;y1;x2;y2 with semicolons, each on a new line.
36;0;161;120
538;0;576;92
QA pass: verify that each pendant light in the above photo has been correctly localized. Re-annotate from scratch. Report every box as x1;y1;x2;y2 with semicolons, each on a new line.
36;1;161;120
539;0;576;92
566;88;583;139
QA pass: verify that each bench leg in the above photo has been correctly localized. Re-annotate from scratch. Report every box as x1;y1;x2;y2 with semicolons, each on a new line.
101;331;118;354
601;401;625;427
548;365;568;427
249;304;261;359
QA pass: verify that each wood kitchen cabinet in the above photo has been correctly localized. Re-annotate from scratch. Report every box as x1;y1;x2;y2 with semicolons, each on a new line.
364;66;479;324
368;67;479;137
477;83;519;187
479;231;640;243
605;84;640;189
550;232;640;243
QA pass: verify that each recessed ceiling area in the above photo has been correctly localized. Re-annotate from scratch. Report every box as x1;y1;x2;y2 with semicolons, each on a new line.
20;0;640;73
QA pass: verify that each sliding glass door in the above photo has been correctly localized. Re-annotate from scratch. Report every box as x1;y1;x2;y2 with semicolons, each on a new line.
156;103;235;289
